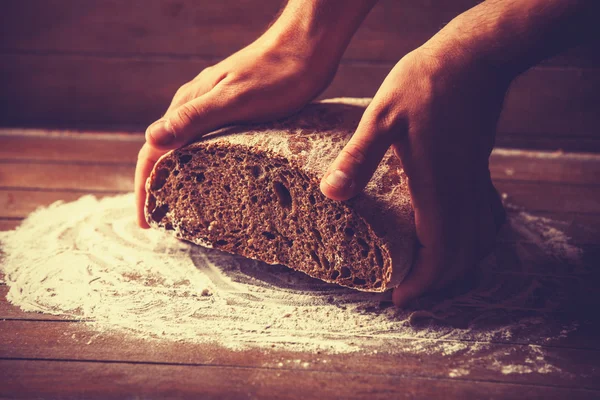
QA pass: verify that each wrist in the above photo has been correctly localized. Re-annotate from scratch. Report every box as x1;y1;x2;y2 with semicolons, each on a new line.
261;0;377;68
422;0;596;82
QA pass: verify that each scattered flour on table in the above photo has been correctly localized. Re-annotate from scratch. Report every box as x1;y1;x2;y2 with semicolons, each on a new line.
0;194;590;377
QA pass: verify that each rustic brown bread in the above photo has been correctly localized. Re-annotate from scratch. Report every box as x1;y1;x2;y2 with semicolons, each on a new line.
145;98;415;292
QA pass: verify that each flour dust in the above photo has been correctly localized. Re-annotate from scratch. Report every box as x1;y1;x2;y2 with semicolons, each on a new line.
0;194;593;377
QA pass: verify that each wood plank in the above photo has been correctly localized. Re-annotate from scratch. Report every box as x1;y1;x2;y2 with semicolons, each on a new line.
0;130;143;163
3;131;600;185
0;218;20;231
1;320;600;391
1;0;597;67
495;134;600;153
2;359;598;400
0;163;134;192
1;55;599;146
497;67;600;137
0;190;123;218
495;181;600;214
489;149;600;185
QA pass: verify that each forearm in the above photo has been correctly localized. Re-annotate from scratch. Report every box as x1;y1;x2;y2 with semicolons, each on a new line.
261;0;378;65
426;0;598;78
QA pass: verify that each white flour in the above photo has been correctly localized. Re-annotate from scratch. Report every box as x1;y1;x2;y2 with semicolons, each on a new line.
0;194;590;376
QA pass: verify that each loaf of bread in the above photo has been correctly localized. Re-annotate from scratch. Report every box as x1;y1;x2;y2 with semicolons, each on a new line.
145;98;415;292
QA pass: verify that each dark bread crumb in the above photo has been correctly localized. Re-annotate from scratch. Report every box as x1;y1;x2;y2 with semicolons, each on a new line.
147;146;388;290
145;99;415;292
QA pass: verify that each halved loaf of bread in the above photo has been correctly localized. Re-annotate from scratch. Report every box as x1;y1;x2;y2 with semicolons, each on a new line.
145;98;415;292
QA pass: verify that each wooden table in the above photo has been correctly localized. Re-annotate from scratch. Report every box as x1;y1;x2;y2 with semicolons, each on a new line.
1;129;599;399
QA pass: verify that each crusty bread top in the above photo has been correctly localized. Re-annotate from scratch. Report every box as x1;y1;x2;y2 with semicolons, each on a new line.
169;98;416;287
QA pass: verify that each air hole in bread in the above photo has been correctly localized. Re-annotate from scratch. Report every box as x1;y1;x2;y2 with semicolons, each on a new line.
312;229;322;244
151;203;169;222
262;231;276;240
250;165;262;178
344;227;355;237
340;266;351;278
194;172;205;183
309;250;321;268
357;238;369;251
179;154;193;165
353;277;366;285
273;181;292;208
151;169;170;191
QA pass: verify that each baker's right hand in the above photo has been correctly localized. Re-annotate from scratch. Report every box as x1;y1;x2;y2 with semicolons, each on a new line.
135;33;338;228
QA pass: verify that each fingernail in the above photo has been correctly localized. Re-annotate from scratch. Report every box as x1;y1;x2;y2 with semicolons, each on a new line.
325;170;353;191
146;120;174;146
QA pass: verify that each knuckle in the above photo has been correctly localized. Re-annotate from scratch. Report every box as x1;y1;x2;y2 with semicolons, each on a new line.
370;103;401;134
173;103;199;131
175;82;190;96
340;143;368;165
173;84;191;104
199;66;214;76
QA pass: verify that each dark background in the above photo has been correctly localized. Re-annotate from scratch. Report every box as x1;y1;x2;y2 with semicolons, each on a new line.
1;0;599;151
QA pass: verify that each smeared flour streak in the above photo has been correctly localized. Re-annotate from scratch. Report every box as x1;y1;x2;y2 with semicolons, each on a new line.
0;194;589;376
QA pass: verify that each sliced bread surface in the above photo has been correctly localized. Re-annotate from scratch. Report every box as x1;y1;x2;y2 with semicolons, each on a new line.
145;98;415;292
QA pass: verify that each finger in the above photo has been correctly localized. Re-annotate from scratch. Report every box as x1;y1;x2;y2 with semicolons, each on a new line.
145;86;238;150
488;180;506;233
392;246;439;307
135;143;168;229
164;71;218;117
320;106;404;201
393;177;480;307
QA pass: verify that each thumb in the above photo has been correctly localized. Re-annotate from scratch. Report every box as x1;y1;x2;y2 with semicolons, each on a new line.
320;108;403;201
145;89;237;150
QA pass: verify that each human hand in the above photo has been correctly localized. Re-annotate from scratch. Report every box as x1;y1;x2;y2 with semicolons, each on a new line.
320;44;509;307
135;34;338;228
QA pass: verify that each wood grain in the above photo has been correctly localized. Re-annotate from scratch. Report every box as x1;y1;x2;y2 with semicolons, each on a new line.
0;218;20;231
0;131;143;163
0;163;134;192
1;55;599;147
3;131;600;184
495;134;600;154
2;359;598;400
1;0;597;67
1;319;600;391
